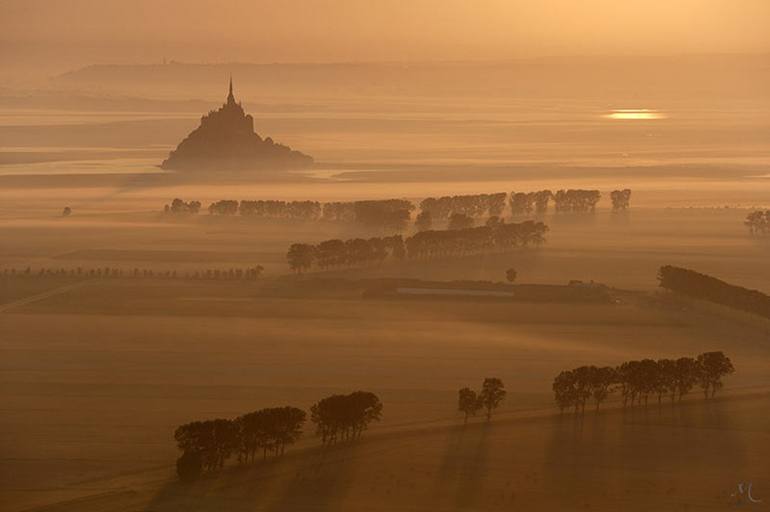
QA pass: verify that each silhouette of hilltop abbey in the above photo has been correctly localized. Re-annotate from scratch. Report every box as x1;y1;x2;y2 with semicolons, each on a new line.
161;77;313;171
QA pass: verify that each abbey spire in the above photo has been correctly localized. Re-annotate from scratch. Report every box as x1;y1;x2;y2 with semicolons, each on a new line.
227;75;236;105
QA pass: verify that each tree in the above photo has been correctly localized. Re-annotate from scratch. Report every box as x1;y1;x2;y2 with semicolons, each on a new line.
479;378;506;421
287;243;315;273
485;216;503;227
588;366;616;411
176;450;202;482
658;265;770;320
263;406;306;455
552;370;577;414
744;210;769;235
415;211;432;231
572;366;593;413
505;268;517;283
208;200;239;215
510;192;534;217
310;391;383;445
656;358;679;404
448;213;474;231
166;198;201;214
457;387;481;424
610;189;632;211
62;206;72;217
697;351;735;398
174;419;236;472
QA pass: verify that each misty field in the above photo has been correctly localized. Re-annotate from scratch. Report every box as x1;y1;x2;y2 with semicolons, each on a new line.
1;274;770;510
1;54;769;511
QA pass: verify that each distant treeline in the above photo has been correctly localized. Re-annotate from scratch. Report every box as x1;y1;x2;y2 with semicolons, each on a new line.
745;210;769;235
174;391;382;482
422;189;629;220
164;188;630;227
288;236;405;273
658;265;770;319
179;198;415;231
420;193;507;221
1;266;264;280
164;198;202;214
553;351;735;415
286;220;548;272
405;221;548;259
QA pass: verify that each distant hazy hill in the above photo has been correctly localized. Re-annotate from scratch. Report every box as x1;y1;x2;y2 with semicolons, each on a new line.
54;55;770;101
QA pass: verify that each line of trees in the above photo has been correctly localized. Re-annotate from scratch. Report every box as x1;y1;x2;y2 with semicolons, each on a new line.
240;200;322;220
418;189;625;220
552;352;735;415
323;199;415;231
287;236;406;273
310;391;383;445
164;198;202;214
405;221;548;260
552;189;602;213
658;265;770;319
174;390;382;482
207;199;240;215
419;193;507;221
169;189;631;226
175;406;306;481
745;210;769;235
194;198;414;231
510;190;553;217
1;266;264;280
458;378;507;423
286;220;548;272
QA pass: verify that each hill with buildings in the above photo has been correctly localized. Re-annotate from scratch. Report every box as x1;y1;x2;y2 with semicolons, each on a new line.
160;78;313;171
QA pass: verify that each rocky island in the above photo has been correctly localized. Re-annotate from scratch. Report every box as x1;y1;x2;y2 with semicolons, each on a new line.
161;78;313;171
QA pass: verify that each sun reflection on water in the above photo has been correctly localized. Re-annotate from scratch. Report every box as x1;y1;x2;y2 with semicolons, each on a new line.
605;109;667;120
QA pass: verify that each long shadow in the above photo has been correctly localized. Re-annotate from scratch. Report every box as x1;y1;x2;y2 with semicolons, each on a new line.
142;440;362;511
263;441;361;512
431;421;491;511
542;398;752;510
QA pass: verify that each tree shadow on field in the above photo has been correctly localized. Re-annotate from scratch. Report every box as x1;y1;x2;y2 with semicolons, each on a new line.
263;441;361;512
143;442;360;512
542;400;749;510
433;422;491;511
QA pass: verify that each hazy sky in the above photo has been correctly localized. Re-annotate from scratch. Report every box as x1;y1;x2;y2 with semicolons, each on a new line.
2;0;770;74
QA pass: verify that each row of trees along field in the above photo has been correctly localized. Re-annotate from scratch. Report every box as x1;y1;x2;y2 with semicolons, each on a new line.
174;391;382;482
183;198;415;231
552;352;735;415
422;189;631;221
165;189;630;227
310;391;383;444
164;198;202;214
286;220;548;272
1;266;263;280
658;265;770;319
457;378;507;423
745;210;769;235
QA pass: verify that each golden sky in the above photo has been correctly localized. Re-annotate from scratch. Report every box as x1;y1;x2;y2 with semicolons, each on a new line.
2;0;770;73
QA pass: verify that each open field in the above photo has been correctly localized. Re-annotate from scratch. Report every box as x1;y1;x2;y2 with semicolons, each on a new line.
1;197;769;291
16;392;770;512
1;276;769;511
1;52;769;512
